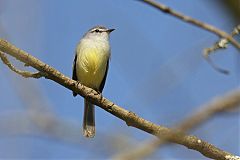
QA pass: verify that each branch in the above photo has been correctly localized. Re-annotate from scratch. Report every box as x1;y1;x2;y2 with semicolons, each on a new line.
0;51;44;78
0;39;239;160
113;89;240;160
141;0;240;50
203;25;240;74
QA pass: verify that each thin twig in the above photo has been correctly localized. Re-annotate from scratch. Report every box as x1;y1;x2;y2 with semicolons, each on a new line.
0;39;239;160
141;0;240;50
0;51;44;78
203;25;240;74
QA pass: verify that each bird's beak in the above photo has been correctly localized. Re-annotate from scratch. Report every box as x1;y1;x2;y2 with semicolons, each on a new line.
107;28;115;33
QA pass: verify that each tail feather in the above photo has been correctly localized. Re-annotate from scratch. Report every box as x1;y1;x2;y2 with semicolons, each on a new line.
83;99;95;138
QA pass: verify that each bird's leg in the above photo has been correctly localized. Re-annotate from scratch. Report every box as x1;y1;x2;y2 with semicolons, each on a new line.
76;81;81;87
96;90;103;101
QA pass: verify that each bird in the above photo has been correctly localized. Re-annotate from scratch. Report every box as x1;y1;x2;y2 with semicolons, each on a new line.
72;25;114;138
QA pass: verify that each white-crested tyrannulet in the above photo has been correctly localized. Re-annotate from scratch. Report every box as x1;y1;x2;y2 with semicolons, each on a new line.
72;25;114;138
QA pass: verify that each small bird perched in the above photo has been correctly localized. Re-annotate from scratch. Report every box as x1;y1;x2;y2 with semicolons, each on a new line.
72;25;114;138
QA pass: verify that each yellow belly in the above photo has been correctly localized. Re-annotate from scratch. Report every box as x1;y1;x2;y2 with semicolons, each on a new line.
76;47;108;90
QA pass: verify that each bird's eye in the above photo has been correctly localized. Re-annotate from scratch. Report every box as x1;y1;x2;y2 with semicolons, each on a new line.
95;29;100;33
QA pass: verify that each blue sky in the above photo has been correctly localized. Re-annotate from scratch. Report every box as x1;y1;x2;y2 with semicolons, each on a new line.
0;0;239;159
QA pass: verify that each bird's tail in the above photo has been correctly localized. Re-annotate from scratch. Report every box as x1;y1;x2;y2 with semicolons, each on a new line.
83;99;95;138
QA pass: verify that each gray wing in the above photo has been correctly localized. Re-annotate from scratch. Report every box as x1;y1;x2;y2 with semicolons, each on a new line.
72;53;78;97
98;59;109;93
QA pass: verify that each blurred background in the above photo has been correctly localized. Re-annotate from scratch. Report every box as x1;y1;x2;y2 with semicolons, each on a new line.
0;0;239;159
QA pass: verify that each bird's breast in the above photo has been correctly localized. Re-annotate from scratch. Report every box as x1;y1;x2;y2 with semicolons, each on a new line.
76;40;110;89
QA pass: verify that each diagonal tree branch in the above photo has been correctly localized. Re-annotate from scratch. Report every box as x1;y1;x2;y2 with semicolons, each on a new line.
141;0;240;50
0;39;239;160
113;89;240;160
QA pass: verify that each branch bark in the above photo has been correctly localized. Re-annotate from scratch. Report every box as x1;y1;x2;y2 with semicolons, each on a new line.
0;39;239;160
113;89;240;160
142;0;240;50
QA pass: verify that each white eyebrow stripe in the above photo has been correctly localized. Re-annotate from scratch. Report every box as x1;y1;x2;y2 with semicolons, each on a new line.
98;28;106;31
